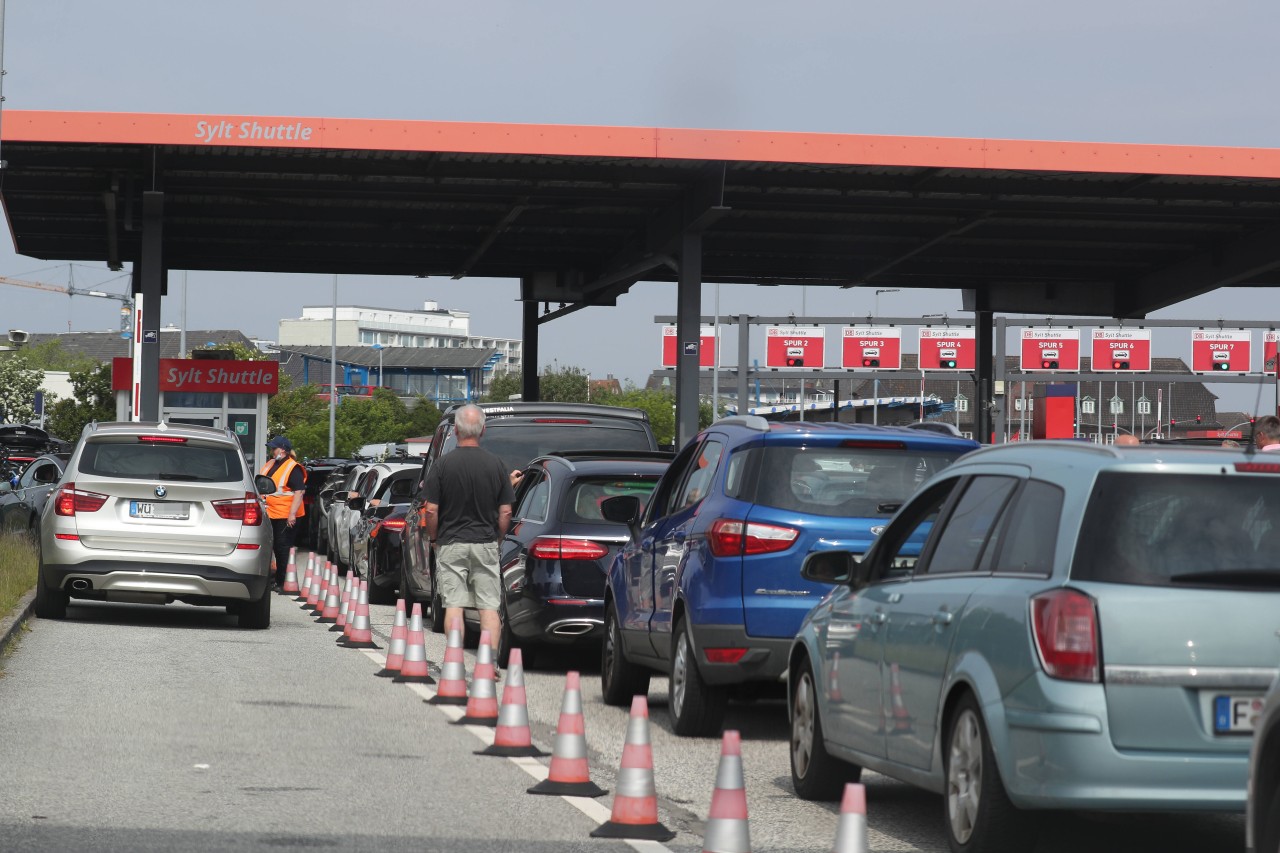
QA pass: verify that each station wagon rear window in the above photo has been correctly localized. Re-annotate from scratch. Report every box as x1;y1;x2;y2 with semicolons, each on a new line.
1073;472;1280;588
465;424;656;472
78;440;243;482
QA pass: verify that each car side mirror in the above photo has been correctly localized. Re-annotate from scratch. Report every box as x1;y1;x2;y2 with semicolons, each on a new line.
347;495;365;512
254;475;277;495
801;550;870;587
601;494;642;541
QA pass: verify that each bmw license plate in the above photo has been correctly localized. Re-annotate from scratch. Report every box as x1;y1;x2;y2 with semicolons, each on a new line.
1213;694;1264;734
129;500;189;520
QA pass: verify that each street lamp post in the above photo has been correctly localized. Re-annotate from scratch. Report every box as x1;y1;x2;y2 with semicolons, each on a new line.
371;343;384;388
874;288;900;317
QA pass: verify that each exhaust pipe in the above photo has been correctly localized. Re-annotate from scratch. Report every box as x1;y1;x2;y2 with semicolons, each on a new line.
69;578;92;592
549;620;598;637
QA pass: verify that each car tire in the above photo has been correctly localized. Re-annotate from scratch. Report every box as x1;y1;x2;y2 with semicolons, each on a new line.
601;602;650;707
33;566;68;620
790;655;860;800
366;550;395;605
238;589;272;630
495;604;536;670
943;693;1034;853
429;590;445;634
668;616;728;736
1261;783;1280;853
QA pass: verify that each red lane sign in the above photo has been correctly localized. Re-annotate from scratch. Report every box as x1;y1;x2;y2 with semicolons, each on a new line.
842;327;901;370
1090;328;1152;372
1191;329;1251;374
660;325;716;368
1019;328;1080;372
918;328;976;370
765;326;825;369
1264;331;1277;376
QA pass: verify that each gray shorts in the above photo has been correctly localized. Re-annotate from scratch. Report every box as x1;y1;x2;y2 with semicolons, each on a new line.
436;541;501;610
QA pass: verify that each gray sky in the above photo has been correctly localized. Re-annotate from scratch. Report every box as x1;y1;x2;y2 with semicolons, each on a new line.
4;1;1280;412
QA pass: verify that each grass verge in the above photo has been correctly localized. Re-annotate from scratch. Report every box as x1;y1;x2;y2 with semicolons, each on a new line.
0;533;38;621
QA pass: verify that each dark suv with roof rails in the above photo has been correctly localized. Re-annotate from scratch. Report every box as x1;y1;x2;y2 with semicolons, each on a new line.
400;401;661;633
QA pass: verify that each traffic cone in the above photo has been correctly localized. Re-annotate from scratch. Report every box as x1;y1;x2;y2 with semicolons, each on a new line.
478;648;547;756
701;730;750;853
316;568;342;623
330;570;353;633
336;579;379;649
589;695;675;842
830;783;868;853
392;603;435;684
375;598;408;678
889;662;911;733
280;549;300;595
294;553;313;602
528;670;607;797
426;617;468;705
455;630;500;726
314;564;335;621
304;561;323;610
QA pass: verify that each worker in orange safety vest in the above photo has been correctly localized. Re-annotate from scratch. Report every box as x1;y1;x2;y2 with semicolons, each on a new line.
261;435;307;587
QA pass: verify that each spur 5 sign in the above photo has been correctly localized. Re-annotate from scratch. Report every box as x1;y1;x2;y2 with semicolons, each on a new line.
1019;328;1080;372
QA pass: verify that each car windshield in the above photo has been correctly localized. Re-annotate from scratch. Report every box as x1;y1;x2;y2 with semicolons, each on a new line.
78;439;243;482
1073;471;1280;588
561;475;660;523
750;445;964;518
456;424;655;472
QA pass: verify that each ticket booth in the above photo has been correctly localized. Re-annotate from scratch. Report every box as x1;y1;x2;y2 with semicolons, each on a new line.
112;357;278;469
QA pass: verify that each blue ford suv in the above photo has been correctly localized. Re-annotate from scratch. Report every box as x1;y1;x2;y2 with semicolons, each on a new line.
601;415;979;735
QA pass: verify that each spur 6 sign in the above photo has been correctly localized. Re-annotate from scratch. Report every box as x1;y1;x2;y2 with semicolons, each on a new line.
1019;328;1080;372
842;327;902;369
918;327;976;370
766;327;826;369
1191;329;1251;374
660;326;716;368
1091;328;1152;372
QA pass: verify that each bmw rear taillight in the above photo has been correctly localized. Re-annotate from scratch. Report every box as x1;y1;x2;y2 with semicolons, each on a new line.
53;483;108;516
1031;589;1100;683
530;537;609;560
708;519;799;557
213;493;264;526
380;518;407;532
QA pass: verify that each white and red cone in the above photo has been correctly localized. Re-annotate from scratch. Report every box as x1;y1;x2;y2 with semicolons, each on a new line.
528;671;607;797
589;695;675;842
830;783;868;853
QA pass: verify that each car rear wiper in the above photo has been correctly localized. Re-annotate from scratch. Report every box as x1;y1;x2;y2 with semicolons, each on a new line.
1167;569;1280;588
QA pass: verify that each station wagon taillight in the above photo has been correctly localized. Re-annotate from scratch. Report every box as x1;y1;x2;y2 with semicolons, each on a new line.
708;519;800;557
1031;589;1100;683
530;537;609;560
212;493;263;526
53;483;108;516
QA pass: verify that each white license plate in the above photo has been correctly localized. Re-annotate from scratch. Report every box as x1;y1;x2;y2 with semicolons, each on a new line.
1213;694;1264;733
129;500;189;520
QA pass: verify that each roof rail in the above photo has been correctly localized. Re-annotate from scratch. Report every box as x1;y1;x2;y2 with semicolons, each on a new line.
535;449;676;472
711;415;771;432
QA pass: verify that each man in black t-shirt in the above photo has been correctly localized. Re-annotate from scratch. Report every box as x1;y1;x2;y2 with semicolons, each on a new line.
423;404;514;662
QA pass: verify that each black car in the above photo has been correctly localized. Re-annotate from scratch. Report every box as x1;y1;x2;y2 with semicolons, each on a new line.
298;457;346;549
0;452;68;535
485;450;671;667
346;467;418;603
366;504;411;606
313;462;361;557
400;402;661;633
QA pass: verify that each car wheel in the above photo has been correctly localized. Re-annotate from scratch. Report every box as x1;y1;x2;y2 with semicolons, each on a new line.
366;551;394;605
430;590;445;634
1261;783;1280;853
238;589;272;630
790;655;860;800
601;602;650;707
668;616;728;736
944;693;1034;853
33;565;68;620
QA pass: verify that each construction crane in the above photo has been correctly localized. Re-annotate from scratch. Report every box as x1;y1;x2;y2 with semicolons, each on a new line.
0;273;135;338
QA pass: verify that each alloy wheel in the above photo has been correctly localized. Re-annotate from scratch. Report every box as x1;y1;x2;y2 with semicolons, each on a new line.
671;630;690;714
791;671;816;780
947;708;983;845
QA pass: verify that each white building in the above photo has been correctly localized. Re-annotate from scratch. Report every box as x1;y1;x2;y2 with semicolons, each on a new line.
278;301;522;375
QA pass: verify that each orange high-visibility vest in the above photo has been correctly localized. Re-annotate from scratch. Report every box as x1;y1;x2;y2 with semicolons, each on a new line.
260;457;306;520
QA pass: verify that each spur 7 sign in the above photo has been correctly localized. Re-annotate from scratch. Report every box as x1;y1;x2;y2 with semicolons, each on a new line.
842;327;902;369
1191;329;1251;374
1091;328;1152;372
661;326;716;368
766;327;826;369
918;328;976;370
1019;328;1080;372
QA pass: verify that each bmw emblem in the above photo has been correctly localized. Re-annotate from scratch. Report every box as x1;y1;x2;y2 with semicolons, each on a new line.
154;486;167;498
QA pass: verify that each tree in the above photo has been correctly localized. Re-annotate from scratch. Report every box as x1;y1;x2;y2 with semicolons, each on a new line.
12;339;97;373
539;364;590;403
337;388;413;446
44;362;114;443
0;356;45;425
405;395;442;438
481;372;521;403
267;384;329;440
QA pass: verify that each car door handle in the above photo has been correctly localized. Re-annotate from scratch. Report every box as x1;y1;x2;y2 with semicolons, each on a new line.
932;610;954;625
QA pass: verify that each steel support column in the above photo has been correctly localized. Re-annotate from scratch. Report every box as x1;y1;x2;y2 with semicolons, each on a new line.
520;290;540;402
676;233;702;447
139;191;164;422
736;314;750;416
975;309;994;443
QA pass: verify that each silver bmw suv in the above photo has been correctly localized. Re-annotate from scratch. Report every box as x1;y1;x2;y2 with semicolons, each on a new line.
36;421;277;629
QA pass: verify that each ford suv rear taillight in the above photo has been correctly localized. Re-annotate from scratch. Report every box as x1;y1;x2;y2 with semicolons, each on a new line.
708;519;799;557
530;537;609;560
1031;589;1100;682
213;493;264;526
53;483;108;516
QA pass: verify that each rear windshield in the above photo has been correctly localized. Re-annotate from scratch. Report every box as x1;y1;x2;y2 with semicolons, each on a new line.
449;423;656;472
561;475;660;524
1073;471;1280;587
746;445;965;518
78;439;244;482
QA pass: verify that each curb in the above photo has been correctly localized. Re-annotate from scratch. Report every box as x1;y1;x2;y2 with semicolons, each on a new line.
0;588;37;656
